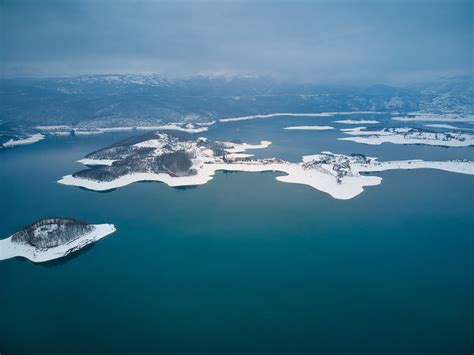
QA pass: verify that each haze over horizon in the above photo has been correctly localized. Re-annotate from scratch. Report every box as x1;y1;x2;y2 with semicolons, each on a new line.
2;0;473;85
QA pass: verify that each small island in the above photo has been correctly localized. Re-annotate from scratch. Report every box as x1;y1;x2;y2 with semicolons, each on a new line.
333;119;379;124
1;133;45;148
283;125;334;131
339;126;474;147
0;218;116;263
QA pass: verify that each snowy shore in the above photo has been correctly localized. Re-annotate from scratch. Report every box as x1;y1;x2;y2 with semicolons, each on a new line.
77;158;116;166
220;111;392;123
33;123;211;137
392;113;474;123
284;126;334;130
0;224;116;263
59;145;474;200
424;124;474;131
58;160;383;199
333;120;379;124
339;127;474;147
2;134;45;148
97;124;209;134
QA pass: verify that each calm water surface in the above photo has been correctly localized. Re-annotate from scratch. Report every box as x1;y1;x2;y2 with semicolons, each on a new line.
1;117;473;354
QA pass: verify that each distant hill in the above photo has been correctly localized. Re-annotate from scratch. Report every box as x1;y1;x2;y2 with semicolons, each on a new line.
1;74;472;130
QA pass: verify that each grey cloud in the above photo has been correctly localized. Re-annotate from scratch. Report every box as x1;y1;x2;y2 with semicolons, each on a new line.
2;0;472;84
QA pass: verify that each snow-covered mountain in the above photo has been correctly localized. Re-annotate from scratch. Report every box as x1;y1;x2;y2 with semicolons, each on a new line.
1;74;472;132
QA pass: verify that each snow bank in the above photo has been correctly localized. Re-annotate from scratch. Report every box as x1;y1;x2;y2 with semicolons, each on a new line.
424;124;474;131
284;126;334;130
333;120;379;124
58;148;474;200
220;111;391;123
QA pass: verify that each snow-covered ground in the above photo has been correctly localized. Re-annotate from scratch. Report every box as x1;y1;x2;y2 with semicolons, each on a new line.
58;135;474;200
333;120;379;124
149;123;209;133
36;125;70;131
338;127;474;147
98;124;209;133
2;134;45;148
73;129;104;135
223;140;272;153
77;158;116;166
0;224;116;263
392;112;474;123
59;159;383;199
225;153;254;160
220;111;392;123
424;124;474;131
284;126;334;130
93;123;209;134
34;122;212;137
220;113;333;122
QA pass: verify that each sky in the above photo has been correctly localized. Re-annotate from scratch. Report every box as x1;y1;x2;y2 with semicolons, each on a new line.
1;0;472;84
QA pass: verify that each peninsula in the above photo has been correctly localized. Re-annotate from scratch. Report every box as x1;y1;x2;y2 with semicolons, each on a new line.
58;132;474;200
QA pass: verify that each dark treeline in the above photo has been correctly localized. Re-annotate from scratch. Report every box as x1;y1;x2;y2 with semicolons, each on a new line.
12;218;94;249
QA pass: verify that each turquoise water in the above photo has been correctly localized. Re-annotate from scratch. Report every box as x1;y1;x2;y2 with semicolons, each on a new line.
1;117;473;354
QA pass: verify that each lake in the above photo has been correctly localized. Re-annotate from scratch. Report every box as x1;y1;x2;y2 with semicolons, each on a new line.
1;116;473;354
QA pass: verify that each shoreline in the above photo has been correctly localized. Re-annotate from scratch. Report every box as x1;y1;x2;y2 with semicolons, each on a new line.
58;153;474;200
220;111;395;123
333;120;379;124
284;125;334;131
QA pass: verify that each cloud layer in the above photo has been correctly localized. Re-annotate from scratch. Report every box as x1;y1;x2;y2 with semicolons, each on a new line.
2;0;472;83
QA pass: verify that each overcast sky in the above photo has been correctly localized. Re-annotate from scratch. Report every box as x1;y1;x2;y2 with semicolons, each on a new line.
1;0;472;84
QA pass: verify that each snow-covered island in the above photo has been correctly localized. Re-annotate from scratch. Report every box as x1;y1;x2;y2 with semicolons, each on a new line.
338;127;474;147
284;125;334;130
0;218;116;263
333;120;379;124
58;132;474;200
2;133;45;148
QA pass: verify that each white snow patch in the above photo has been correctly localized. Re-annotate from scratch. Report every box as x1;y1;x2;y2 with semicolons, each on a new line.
424;124;474;131
220;111;391;123
73;130;104;135
77;158;116;166
284;126;334;131
224;140;272;153
392;113;474;123
58;146;474;200
333;120;379;124
36;125;70;131
339;127;474;147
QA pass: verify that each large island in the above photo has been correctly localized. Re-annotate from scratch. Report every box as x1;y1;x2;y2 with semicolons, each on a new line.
0;218;116;262
58;131;474;200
